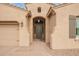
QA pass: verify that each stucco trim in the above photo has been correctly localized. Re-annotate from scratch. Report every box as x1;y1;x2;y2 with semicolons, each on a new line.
53;3;73;9
47;7;56;17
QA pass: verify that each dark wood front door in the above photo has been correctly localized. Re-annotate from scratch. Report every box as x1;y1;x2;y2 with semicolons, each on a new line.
36;24;43;39
33;17;45;41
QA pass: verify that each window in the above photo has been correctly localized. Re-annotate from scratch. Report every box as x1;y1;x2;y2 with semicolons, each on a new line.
76;16;79;39
69;15;79;40
38;7;41;13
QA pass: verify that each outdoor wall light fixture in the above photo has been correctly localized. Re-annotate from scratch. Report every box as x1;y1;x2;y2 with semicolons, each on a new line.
21;22;23;27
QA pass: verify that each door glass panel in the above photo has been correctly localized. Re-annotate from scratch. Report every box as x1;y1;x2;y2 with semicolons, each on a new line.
36;24;43;39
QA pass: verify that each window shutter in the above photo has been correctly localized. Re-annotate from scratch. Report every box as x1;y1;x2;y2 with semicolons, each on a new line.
69;15;76;38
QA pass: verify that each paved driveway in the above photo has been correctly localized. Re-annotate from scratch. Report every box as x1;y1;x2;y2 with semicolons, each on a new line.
0;39;79;56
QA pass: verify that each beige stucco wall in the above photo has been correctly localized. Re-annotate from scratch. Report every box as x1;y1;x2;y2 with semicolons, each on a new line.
0;4;30;47
51;4;79;49
1;3;79;49
26;4;51;44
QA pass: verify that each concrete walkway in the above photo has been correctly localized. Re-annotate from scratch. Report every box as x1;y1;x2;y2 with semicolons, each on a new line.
0;39;79;56
0;39;52;56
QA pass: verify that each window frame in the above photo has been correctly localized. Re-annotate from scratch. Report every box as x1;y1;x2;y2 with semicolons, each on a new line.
76;16;79;40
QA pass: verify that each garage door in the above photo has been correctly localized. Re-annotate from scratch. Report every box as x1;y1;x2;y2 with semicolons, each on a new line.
0;21;19;46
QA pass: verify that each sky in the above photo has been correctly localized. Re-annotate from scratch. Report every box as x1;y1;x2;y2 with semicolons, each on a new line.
11;3;26;9
11;3;63;9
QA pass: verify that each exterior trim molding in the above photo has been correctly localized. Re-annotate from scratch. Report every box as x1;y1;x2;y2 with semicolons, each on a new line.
53;3;73;9
47;7;56;17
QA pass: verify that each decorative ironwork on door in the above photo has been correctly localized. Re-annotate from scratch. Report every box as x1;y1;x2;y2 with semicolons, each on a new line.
33;17;45;41
36;24;43;39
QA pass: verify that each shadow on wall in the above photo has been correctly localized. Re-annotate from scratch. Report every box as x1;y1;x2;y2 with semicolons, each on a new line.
49;13;56;35
47;12;56;48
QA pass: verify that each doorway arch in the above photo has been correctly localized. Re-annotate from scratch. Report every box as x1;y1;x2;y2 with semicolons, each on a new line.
33;17;45;42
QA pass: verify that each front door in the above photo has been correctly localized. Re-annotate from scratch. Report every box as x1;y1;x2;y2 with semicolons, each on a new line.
36;24;43;40
33;17;45;41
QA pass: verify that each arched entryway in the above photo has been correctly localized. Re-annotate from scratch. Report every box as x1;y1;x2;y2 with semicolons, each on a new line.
33;17;45;42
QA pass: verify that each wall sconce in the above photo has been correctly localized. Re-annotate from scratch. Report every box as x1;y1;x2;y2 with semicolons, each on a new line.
21;22;23;27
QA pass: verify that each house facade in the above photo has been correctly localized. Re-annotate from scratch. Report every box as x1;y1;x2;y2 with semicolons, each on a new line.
0;3;79;49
